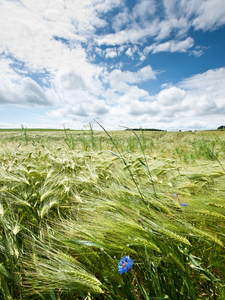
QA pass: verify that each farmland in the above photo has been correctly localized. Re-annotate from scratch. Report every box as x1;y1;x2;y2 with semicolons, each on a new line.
0;127;225;299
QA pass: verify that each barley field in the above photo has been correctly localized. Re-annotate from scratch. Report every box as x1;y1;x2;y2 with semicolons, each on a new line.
0;126;225;299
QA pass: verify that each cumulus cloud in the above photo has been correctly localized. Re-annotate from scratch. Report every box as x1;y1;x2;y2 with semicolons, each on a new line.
0;76;52;106
48;100;110;119
0;0;224;131
179;68;225;116
125;48;133;57
157;87;186;106
179;67;225;91
106;65;156;87
128;99;158;116
141;67;225;130
102;67;225;131
0;59;53;107
105;48;118;58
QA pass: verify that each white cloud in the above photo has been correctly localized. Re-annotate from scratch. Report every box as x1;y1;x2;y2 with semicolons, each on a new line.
132;0;156;20
51;68;104;107
112;0;156;32
105;48;118;58
179;0;225;31
144;37;194;55
48;99;110;119
97;21;159;46
125;48;133;57
106;65;156;87
0;0;119;115
157;87;186;106
0;0;225;131
143;67;225;129
128;99;158;116
112;8;130;32
94;0;123;14
179;67;225;91
190;49;204;57
0;59;53;107
0;75;52;106
0;0;123;73
179;68;225;116
98;0;225;50
97;3;190;47
103;67;225;131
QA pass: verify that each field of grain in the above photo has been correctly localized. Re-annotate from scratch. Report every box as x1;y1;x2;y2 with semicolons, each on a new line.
0;127;225;299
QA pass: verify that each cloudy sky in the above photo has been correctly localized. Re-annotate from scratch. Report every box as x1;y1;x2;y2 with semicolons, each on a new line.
0;0;225;131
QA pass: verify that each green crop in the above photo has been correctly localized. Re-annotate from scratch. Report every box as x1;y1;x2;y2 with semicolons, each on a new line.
0;126;224;299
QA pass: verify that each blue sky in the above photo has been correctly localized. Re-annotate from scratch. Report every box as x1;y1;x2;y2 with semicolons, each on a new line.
0;0;225;131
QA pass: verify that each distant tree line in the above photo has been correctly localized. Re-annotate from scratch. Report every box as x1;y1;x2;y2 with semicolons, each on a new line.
217;125;225;130
125;128;166;131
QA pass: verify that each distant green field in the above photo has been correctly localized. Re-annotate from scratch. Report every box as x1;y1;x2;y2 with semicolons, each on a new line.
0;127;225;299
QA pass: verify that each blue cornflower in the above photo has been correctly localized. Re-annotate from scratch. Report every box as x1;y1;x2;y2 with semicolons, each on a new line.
181;203;188;206
118;256;134;274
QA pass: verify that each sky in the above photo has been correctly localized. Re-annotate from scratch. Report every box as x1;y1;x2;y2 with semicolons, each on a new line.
0;0;225;131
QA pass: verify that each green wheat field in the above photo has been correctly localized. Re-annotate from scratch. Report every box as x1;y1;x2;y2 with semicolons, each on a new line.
0;125;225;299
